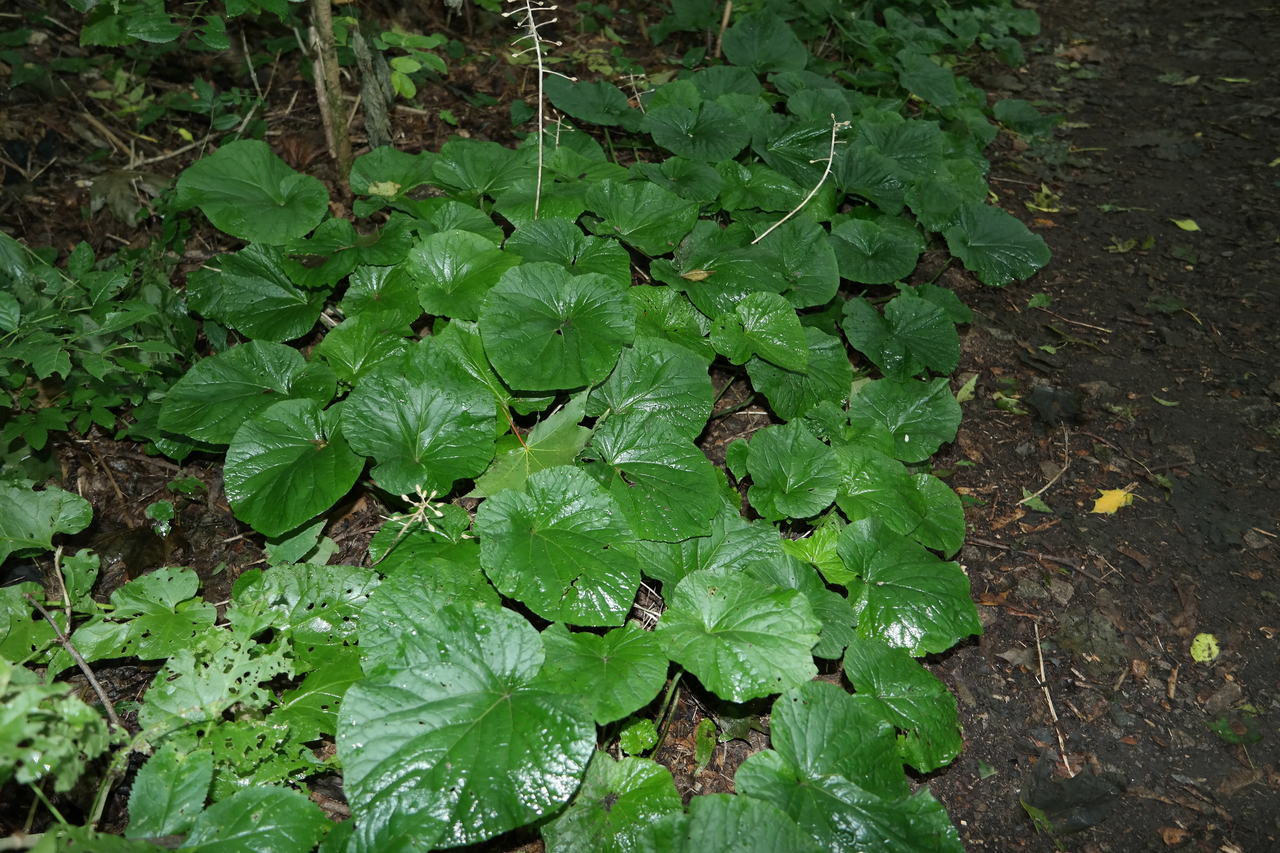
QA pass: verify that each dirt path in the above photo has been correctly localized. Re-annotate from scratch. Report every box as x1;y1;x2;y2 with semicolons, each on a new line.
930;0;1280;849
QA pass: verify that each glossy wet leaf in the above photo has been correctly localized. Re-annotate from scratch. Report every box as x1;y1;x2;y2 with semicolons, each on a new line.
479;262;635;391
829;217;925;285
538;623;669;724
471;395;592;497
910;474;965;556
711;291;808;372
943;202;1051;286
657;568;820;702
542;753;682;853
754;217;840;309
842;293;959;378
224;399;364;537
585;414;720;541
833;444;926;553
847;378;961;463
744;422;838;521
405;229;520;320
634;503;784;588
747;326;854;421
430;138;532;200
504;218;631;285
638;793;822;853
311;311;411;385
653;221;789;318
842;635;963;772
183;786;329;853
838;519;981;656
342;341;496;496
629;286;715;361
174;140;328;245
587;336;714;441
159;341;336;445
476;465;640;626
0;483;92;566
126;745;212;838
186;244;328;342
338;601;595;850
644;101;750;162
585;180;699;257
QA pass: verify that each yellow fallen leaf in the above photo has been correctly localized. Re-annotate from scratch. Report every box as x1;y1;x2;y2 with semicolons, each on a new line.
1170;218;1200;232
1091;487;1135;514
1190;633;1220;662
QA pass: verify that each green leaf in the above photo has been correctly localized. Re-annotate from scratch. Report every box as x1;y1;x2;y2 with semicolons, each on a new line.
0;657;111;793
182;786;329;853
743;554;854;660
838;519;981;656
639;794;822;853
174;140;328;245
479;262;635;392
634;503;784;588
629;286;715;361
643;101;750;162
759;681;904;796
476;465;640;626
841;293;959;378
833;445;924;554
538;623;669;724
542;753;682;853
0;483;92;566
311;311;411;385
585;180;699;257
910;473;965;556
717;161;807;213
829;217;925;285
711;291;808;371
186;244;328;342
847;378;961;463
126;746;212;838
633;157;724;204
656;568;820;702
350;146;437;202
545;76;641;130
504;218;631;285
587;336;714;441
747;326;853;421
744;422;838;521
842;635;963;772
584;414;720;541
755;217;840;309
272;653;364;740
338;601;595;849
943;202;1051;286
722;13;808;73
224;399;365;537
342;341;495;496
159;341;337;445
904;158;988;231
653;221;790;318
341;265;421;327
471;395;591;496
895;49;960;107
737;750;962;852
404;229;521;320
430;138;532;200
228;563;378;670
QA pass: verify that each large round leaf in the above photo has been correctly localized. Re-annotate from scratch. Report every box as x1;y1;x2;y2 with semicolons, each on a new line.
404;229;520;320
829;217;925;285
586;336;713;441
174;140;328;245
656;568;820;703
744;422;838;521
338;602;595;850
846;377;961;463
544;76;640;130
475;465;640;626
722;13;807;73
943;202;1051;286
634;503;784;589
584;414;720;542
584;180;699;257
842;293;960;378
833;444;926;549
537;623;669;725
542;753;682;853
837;519;981;656
342;341;496;496
747;326;853;421
643;101;750;162
224;399;364;537
504;218;631;285
185;244;328;342
755;217;840;309
479;262;635;391
638;793;822;853
842;635;963;772
160;341;336;445
711;291;808;372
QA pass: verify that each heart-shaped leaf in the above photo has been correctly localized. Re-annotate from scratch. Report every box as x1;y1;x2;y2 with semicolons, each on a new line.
587;336;714;441
537;623;669;724
542;753;682;853
842;293;959;378
711;291;808;371
747;326;853;421
475;465;640;626
584;180;699;257
829;217;925;285
342;341;496;496
186;244;328;342
847;378;961;463
943;202;1051;286
0;484;92;566
479;262;635;392
643;101;750;162
657;568;820;703
504;218;631;285
744;422;838;521
404;229;521;320
224;399;364;537
174;140;328;245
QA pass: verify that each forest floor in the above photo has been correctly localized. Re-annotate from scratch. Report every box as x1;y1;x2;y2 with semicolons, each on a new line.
2;0;1279;850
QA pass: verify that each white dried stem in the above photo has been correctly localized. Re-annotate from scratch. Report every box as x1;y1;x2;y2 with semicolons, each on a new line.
506;0;558;217
751;114;849;245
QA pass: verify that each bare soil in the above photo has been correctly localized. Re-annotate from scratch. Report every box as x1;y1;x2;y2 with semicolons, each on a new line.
2;0;1278;850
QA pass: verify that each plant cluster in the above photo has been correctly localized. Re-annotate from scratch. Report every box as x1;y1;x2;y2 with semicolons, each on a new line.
1;0;1053;849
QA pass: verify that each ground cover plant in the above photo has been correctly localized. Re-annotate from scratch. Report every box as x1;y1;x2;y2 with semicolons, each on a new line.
1;0;1053;849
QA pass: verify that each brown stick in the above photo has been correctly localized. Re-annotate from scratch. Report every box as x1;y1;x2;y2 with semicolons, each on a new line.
309;0;352;189
25;595;124;732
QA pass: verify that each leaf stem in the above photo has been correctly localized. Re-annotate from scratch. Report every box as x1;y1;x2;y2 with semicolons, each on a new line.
648;668;683;757
751;114;848;245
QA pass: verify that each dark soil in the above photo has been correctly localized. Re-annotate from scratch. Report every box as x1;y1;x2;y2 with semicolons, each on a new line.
3;0;1279;849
